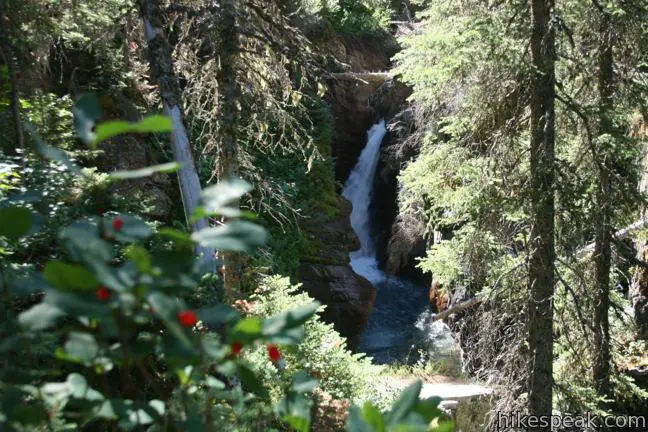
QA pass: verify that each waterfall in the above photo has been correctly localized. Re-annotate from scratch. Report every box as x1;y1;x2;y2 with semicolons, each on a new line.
343;120;458;365
342;120;386;258
342;120;387;285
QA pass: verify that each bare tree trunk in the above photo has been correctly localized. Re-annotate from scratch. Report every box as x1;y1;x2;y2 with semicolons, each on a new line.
631;116;648;339
138;0;214;266
528;0;556;424
0;0;22;155
216;0;243;300
593;3;613;402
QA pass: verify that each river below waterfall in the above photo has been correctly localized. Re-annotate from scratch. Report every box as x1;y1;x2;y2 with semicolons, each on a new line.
342;121;457;365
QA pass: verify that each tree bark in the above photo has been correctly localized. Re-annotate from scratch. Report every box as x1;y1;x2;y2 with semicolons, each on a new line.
0;0;22;155
528;0;556;424
138;0;214;265
631;124;648;340
593;3;613;402
216;0;243;300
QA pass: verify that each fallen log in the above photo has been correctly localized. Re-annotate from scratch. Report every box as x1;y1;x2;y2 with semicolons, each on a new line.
575;218;646;258
329;72;393;84
432;294;484;322
432;220;647;322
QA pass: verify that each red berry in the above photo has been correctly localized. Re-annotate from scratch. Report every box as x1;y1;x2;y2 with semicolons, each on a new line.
112;216;124;232
267;344;281;363
96;286;111;301
230;341;243;356
177;310;197;327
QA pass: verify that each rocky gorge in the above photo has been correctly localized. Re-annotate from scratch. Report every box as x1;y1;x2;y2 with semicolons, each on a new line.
294;30;430;349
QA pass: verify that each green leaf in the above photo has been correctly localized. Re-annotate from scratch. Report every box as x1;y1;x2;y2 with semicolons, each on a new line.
44;260;98;292
265;326;305;345
66;373;104;402
386;381;422;427
262;302;319;336
158;228;192;245
72;93;102;144
205;376;226;390
9;403;48;426
60;220;112;263
361;402;385;431
18;303;65;330
94;115;172;146
63;332;99;364
45;290;113;320
200;178;253;218
192;220;267;252
197;304;240;326
346;406;374;432
283;414;310;432
109;214;152;242
202;334;229;360
134;115;173;133
412;397;443;423
232;317;262;341
290;371;318;394
109;162;180;180
24;122;81;174
8;271;50;296
125;245;152;273
237;363;269;399
147;292;195;351
94;398;165;425
88;262;134;292
0;206;32;240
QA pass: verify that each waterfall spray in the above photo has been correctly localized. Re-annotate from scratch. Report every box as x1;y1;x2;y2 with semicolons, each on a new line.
342;120;456;364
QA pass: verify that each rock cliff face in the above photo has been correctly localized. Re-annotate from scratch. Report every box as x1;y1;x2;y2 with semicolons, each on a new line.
377;108;428;281
297;34;399;348
298;198;375;349
323;35;398;184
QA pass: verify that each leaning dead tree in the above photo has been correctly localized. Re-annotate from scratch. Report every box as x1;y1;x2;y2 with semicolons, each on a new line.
138;0;214;264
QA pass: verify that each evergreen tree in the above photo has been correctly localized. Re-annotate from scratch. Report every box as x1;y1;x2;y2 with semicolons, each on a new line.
528;0;557;422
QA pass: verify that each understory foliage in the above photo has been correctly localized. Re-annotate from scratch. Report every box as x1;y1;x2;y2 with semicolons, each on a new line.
0;99;451;430
247;276;389;406
0;0;457;430
394;0;648;420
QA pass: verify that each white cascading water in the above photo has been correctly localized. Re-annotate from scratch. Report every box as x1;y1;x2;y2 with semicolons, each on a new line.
342;120;457;364
342;120;388;285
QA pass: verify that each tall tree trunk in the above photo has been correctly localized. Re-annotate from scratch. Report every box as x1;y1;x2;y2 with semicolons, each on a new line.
593;3;613;402
0;0;22;155
138;0;214;265
528;0;556;424
216;0;243;300
631;119;648;339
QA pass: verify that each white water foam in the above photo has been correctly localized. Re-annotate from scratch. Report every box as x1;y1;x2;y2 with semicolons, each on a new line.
342;120;458;364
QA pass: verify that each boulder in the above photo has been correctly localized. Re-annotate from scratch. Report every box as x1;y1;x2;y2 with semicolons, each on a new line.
298;263;375;349
298;195;376;349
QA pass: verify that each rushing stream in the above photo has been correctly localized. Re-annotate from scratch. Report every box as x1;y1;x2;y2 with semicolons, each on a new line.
342;121;457;365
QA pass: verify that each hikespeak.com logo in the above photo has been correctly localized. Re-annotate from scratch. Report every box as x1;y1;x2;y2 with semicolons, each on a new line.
496;411;647;431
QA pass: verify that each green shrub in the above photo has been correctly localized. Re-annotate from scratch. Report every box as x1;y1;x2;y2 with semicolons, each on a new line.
0;96;451;431
247;276;393;407
311;0;393;35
